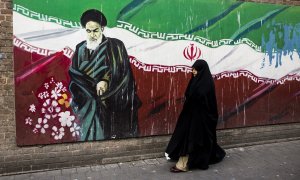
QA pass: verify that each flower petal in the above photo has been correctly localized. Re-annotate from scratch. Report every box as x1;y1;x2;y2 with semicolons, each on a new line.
41;128;45;134
58;98;65;105
62;93;68;99
65;101;70;108
38;118;42;124
52;100;58;107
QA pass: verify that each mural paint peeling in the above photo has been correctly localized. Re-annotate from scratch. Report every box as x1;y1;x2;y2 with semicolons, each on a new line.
13;0;300;145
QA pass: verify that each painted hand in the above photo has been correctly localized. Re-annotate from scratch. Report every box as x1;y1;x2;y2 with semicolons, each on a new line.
96;81;108;96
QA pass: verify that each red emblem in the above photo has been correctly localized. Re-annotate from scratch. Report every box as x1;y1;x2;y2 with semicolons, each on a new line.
183;44;201;61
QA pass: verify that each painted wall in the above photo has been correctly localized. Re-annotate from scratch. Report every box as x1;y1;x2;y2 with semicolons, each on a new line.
13;0;300;145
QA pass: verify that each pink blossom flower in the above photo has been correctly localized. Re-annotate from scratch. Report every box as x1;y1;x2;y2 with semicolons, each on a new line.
42;99;61;118
58;111;75;127
25;117;32;125
44;83;49;89
70;123;80;137
51;87;62;100
35;118;49;134
51;126;65;140
29;104;36;112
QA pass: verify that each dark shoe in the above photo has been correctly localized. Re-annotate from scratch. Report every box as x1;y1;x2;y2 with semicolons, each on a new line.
198;165;209;170
170;166;187;173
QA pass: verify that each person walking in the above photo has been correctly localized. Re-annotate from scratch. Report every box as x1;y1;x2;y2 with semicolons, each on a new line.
165;59;226;172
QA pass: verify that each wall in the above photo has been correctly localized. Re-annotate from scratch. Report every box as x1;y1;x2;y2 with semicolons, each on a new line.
12;0;300;145
1;0;300;175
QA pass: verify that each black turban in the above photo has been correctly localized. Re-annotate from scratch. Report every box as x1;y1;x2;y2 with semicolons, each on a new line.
80;9;107;28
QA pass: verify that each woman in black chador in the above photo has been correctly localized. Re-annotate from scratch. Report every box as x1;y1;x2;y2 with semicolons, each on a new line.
165;59;226;172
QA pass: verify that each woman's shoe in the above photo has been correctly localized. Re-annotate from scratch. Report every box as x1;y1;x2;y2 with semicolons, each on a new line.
170;166;187;173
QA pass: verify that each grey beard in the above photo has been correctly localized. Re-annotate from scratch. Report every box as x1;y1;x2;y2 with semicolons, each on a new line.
86;38;102;50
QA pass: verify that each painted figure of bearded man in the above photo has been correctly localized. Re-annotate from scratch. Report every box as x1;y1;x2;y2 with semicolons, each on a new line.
69;9;141;141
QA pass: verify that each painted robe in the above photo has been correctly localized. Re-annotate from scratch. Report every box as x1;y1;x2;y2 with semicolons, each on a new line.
69;36;141;141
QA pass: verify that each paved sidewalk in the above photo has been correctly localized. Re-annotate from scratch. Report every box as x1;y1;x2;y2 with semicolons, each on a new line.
1;140;300;180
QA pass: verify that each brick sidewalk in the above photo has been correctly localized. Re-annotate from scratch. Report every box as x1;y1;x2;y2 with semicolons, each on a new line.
1;140;299;180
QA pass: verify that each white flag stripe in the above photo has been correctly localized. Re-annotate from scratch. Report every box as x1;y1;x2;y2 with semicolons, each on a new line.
13;11;300;80
13;13;85;51
107;28;300;80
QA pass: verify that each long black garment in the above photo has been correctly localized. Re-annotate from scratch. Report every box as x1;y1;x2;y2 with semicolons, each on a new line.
69;36;141;141
165;60;225;170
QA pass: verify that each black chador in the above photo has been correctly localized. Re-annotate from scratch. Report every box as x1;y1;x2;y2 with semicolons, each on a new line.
166;59;226;170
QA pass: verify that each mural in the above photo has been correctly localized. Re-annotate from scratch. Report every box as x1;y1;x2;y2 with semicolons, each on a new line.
13;0;300;145
69;9;141;141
